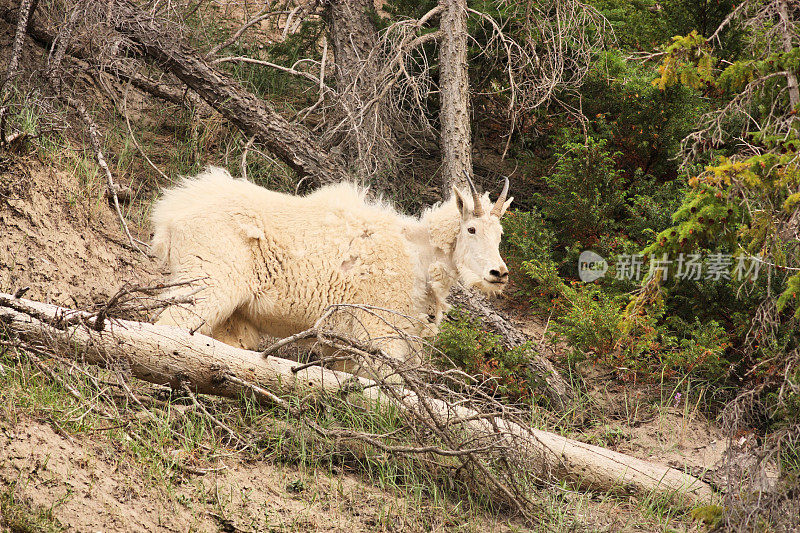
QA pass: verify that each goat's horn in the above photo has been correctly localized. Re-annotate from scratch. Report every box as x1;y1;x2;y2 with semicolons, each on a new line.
463;170;484;217
490;176;509;218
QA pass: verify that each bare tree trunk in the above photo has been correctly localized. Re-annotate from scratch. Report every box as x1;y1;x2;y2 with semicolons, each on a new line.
436;1;565;407
325;0;378;76
323;0;397;180
0;293;716;506
778;0;799;110
113;2;349;186
0;0;35;93
439;0;472;190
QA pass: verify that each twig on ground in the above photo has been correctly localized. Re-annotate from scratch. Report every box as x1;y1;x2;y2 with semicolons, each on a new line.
13;286;30;298
182;382;249;450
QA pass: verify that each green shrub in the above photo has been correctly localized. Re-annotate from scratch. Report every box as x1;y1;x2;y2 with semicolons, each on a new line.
535;135;626;243
501;209;566;306
551;286;731;381
671;318;730;379
617;312;730;380
435;309;538;403
551;287;623;360
579;50;707;181
626;171;687;243
501;208;555;267
519;258;570;309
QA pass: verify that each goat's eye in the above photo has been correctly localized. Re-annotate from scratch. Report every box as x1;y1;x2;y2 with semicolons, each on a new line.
467;227;476;234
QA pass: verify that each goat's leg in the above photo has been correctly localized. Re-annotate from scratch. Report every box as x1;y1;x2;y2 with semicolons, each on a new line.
155;278;249;338
212;310;263;350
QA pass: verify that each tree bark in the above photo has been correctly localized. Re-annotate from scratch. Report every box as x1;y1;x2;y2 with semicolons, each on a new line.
324;0;379;79
323;0;397;180
439;0;472;190
778;0;799;110
0;293;716;506
113;2;349;185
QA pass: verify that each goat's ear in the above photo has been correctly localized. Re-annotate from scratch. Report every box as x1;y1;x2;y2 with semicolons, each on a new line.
452;186;470;219
498;196;514;218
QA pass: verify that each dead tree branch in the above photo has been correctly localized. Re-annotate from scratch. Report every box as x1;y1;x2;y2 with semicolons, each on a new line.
113;0;349;185
0;0;37;147
0;0;35;94
205;9;293;58
59;92;145;255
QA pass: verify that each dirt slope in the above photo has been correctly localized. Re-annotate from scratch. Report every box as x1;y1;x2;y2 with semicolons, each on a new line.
1;418;478;532
0;158;158;307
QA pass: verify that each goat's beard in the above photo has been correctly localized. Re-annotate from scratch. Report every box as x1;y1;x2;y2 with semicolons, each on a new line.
457;265;507;296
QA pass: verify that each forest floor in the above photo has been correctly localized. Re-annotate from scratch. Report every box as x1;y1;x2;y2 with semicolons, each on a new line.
0;158;724;532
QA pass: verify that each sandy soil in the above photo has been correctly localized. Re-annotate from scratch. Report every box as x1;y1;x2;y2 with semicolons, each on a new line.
1;417;513;532
0;158;158;307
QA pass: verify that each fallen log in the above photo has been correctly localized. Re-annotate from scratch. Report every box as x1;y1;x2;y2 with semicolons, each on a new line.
0;293;716;506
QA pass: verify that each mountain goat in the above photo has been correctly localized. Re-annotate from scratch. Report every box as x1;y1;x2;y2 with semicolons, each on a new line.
152;168;512;374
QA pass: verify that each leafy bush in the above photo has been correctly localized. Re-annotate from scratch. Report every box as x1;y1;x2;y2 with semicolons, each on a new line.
626;171;686;243
501;208;555;267
551;285;731;381
672;319;730;379
435;309;538;403
500;209;566;305
519;258;570;310
580;50;706;181
617;314;731;381
588;0;742;52
551;287;623;360
535;135;626;243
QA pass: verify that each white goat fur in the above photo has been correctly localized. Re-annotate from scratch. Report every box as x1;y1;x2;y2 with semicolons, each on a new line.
152;167;511;368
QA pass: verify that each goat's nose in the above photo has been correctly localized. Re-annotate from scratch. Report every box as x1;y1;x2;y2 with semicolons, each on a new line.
489;266;509;280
